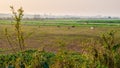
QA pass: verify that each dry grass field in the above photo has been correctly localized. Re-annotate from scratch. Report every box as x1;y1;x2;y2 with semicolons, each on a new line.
0;24;120;53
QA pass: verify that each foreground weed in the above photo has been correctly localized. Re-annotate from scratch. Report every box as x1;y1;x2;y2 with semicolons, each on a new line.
91;30;120;68
5;6;25;52
101;30;120;68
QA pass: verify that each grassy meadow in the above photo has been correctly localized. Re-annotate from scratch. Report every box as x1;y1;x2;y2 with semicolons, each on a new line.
0;19;120;51
0;19;120;68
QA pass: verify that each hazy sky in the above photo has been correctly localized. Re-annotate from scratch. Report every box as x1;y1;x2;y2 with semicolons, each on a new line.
0;0;120;16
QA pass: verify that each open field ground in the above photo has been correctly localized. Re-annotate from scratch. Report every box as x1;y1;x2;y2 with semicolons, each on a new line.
0;19;120;52
0;19;120;68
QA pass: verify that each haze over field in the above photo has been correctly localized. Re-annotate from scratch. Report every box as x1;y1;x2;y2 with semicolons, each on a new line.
0;0;120;17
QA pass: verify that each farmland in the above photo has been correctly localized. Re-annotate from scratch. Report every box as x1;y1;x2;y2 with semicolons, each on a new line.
0;19;120;51
0;19;120;68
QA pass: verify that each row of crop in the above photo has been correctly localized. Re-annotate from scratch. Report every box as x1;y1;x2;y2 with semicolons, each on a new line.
76;20;120;23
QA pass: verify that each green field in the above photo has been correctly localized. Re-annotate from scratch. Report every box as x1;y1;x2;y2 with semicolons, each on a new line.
0;19;120;26
0;19;120;68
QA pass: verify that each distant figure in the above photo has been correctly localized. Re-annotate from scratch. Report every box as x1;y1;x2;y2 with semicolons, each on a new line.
57;25;60;28
71;26;75;28
90;26;94;30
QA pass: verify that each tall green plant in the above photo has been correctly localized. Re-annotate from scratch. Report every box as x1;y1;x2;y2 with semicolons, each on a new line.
5;6;25;52
101;30;120;68
89;30;120;68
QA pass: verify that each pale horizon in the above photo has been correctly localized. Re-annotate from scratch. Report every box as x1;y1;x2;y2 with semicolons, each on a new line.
0;0;120;17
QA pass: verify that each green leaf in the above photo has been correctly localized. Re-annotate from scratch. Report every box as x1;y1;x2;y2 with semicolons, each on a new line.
112;44;120;52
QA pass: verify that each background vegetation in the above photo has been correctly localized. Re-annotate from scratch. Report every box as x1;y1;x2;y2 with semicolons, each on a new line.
0;7;120;68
